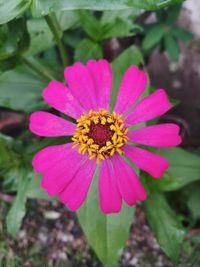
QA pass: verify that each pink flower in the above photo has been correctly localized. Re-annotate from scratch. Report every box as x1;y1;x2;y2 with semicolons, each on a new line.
29;60;181;214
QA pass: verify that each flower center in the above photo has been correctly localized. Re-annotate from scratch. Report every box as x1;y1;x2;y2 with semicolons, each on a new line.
88;122;113;147
72;109;128;163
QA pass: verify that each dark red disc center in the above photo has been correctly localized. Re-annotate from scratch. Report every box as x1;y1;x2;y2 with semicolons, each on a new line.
88;122;113;147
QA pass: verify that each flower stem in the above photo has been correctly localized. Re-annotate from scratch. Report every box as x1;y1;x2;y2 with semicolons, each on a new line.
21;57;55;81
44;13;69;67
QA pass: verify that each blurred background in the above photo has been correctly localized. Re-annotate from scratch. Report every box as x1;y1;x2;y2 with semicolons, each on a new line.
0;0;200;266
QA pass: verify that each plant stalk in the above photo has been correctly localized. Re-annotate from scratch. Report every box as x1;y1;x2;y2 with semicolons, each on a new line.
21;57;54;81
44;13;69;67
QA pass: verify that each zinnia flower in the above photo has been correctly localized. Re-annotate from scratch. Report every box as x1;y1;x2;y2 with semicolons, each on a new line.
29;60;181;214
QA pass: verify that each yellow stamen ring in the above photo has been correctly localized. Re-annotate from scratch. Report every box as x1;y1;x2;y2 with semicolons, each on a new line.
72;109;129;163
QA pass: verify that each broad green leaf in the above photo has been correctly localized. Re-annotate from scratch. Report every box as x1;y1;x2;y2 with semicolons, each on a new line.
27;172;55;201
31;0;184;17
110;45;144;110
56;10;79;31
171;27;194;42
0;65;47;112
164;34;180;61
74;39;103;62
6;171;30;237
144;192;185;264
186;183;200;220
26;19;55;55
142;24;165;51
77;170;135;267
144;148;200;191
0;0;31;25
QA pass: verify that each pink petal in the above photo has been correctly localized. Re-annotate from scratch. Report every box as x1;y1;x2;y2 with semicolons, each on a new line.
33;143;80;173
59;159;96;211
29;111;76;137
33;143;86;196
125;89;172;126
114;66;148;114
99;159;122;214
111;154;147;205
42;80;85;119
122;145;169;178
64;62;98;111
86;59;112;110
128;123;182;148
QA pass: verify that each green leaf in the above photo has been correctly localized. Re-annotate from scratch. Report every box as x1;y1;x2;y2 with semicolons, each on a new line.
101;18;141;39
0;56;21;72
27;173;54;201
56;10;79;31
131;0;184;9
142;24;165;51
0;134;22;192
74;39;103;63
144;192;185;264
6;171;30;237
63;32;81;48
0;19;29;61
101;9;139;24
164;34;180;62
77;10;141;41
100;8;141;39
31;0;184;17
26;19;55;55
0;134;23;192
110;45;144;110
0;65;47;112
145;148;200;191
186;183;200;220
76;11;102;41
77;170;135;267
0;134;20;174
171;27;194;42
168;95;180;108
166;4;182;25
0;18;30;70
0;0;31;25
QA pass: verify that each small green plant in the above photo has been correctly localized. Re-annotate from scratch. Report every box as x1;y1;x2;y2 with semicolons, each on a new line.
142;4;194;61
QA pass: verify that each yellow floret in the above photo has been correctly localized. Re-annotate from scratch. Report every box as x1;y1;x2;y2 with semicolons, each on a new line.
72;108;128;163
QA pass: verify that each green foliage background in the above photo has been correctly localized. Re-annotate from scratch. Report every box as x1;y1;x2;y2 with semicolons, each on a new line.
0;0;200;267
